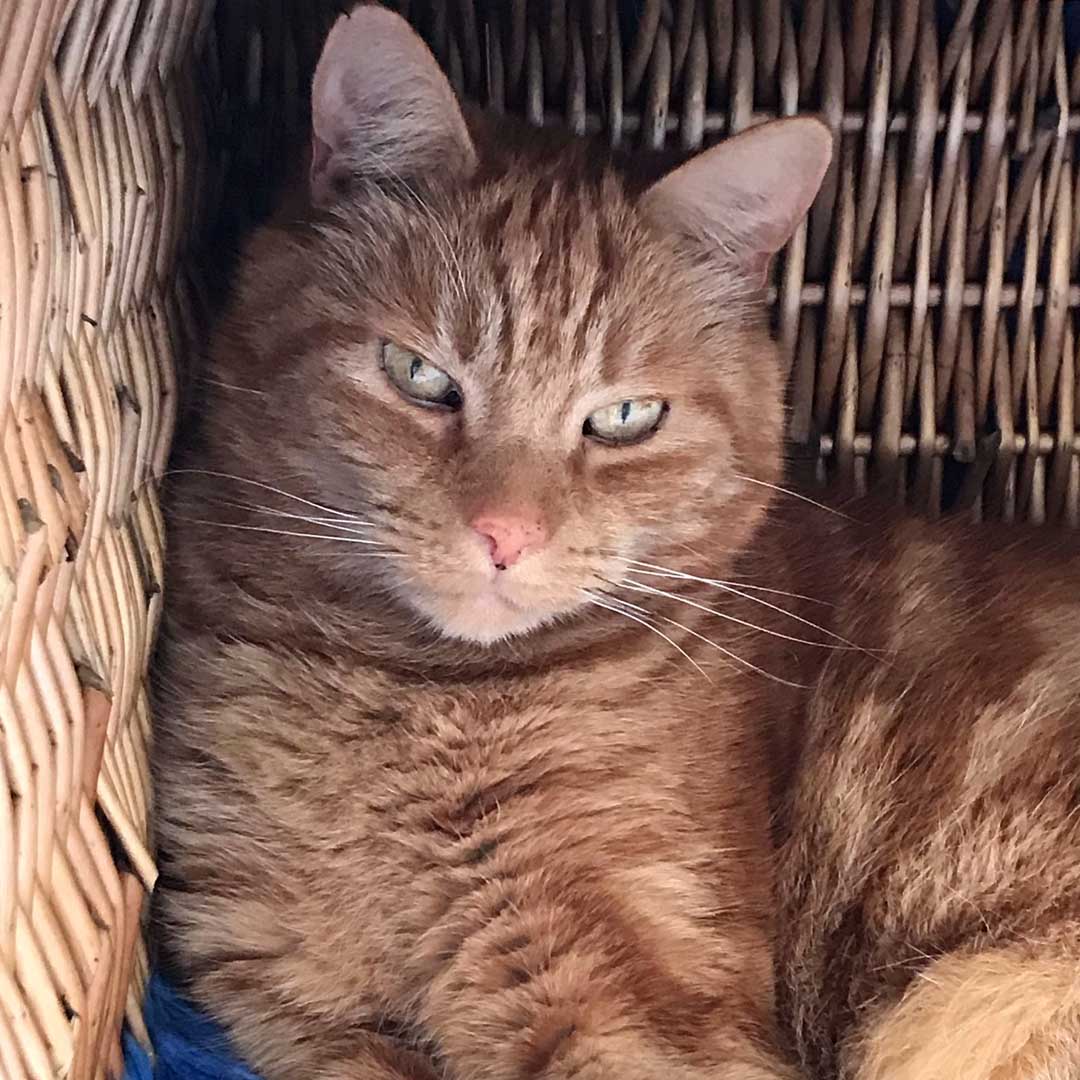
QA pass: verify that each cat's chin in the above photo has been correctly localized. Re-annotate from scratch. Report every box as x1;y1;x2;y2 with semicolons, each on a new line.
412;588;565;645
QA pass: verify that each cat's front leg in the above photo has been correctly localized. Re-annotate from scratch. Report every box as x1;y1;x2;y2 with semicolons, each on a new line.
416;920;797;1080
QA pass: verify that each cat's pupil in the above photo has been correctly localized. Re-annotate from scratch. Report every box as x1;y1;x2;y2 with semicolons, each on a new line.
410;357;423;380
620;401;632;423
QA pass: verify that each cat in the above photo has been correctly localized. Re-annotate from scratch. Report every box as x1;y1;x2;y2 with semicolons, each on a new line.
151;6;830;1079
151;5;1080;1080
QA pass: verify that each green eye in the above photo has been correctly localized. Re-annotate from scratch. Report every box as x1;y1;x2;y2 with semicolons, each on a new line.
584;398;668;445
381;341;463;409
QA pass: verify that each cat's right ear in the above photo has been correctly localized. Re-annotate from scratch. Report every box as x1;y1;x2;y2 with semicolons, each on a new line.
310;5;477;205
641;117;832;288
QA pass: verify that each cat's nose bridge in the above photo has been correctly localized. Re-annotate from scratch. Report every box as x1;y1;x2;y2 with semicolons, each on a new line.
495;370;577;432
459;440;568;558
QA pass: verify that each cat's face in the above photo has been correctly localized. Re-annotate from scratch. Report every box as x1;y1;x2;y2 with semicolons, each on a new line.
223;7;830;645
301;173;778;644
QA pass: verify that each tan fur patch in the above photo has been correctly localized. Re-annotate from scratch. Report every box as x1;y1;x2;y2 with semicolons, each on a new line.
850;942;1080;1080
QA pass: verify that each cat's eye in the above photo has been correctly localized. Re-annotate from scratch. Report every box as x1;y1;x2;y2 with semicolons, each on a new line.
381;342;463;410
583;398;668;445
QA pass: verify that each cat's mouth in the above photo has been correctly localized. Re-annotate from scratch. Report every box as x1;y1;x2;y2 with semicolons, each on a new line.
442;586;563;643
407;572;574;644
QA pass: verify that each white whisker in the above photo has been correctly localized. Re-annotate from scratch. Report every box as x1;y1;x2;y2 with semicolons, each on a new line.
592;583;805;687
648;610;808;688
695;580;876;653
360;152;469;305
198;377;266;396
651;573;829;606
177;518;402;551
587;587;651;616
211;499;375;535
734;474;853;519
618;560;863;650
618;579;856;651
166;469;358;520
604;554;830;606
582;590;711;681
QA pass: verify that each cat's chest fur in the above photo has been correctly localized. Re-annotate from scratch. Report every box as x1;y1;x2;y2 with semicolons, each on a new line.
155;638;771;1022
193;640;725;857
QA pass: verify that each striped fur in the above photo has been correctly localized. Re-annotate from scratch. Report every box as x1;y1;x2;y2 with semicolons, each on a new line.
776;512;1080;1080
153;8;1080;1080
153;10;814;1080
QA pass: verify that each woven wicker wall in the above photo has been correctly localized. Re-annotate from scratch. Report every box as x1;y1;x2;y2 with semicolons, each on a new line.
0;1;212;1076
2;1;1078;1078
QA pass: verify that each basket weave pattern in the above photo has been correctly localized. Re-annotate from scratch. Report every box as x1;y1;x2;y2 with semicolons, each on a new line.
0;1;209;1076
1;1;1077;1077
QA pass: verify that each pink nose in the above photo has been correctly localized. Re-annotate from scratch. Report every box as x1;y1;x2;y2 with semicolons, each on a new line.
471;512;548;569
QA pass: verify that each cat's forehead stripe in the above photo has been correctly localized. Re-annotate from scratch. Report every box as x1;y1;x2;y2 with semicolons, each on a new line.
450;170;632;391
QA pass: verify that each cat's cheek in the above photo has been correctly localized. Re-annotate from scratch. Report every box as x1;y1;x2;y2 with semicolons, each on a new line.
703;471;742;506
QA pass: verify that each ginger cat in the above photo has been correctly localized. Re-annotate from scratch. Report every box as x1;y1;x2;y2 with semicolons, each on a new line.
153;6;1080;1080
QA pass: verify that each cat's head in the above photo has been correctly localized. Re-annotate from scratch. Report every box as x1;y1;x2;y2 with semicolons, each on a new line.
216;5;831;646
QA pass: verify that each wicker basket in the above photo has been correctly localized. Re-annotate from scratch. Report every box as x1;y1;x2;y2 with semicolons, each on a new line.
1;1;1075;1077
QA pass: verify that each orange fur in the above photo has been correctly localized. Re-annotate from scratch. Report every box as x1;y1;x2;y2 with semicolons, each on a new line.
154;8;1080;1080
851;941;1080;1080
776;513;1080;1080
154;8;826;1079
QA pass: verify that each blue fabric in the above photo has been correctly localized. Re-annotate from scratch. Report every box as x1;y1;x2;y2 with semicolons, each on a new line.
122;975;261;1080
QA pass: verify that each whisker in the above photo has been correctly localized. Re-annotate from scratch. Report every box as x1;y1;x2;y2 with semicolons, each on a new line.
697;580;879;654
617;580;855;651
653;614;808;688
210;499;375;535
176;517;403;551
198;377;266;397
359;152;469;305
734;474;853;520
582;590;711;681
593;586;807;688
586;585;652;617
620;562;831;606
618;560;864;650
166;469;358;520
601;595;651;617
589;585;807;687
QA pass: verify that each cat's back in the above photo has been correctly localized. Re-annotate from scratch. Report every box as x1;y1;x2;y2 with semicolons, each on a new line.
774;502;1080;1079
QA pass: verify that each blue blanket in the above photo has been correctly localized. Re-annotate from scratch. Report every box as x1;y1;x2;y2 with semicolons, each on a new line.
123;976;260;1080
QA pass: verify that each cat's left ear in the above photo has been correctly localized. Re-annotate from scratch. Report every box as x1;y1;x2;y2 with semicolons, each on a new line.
642;118;833;287
309;5;477;205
